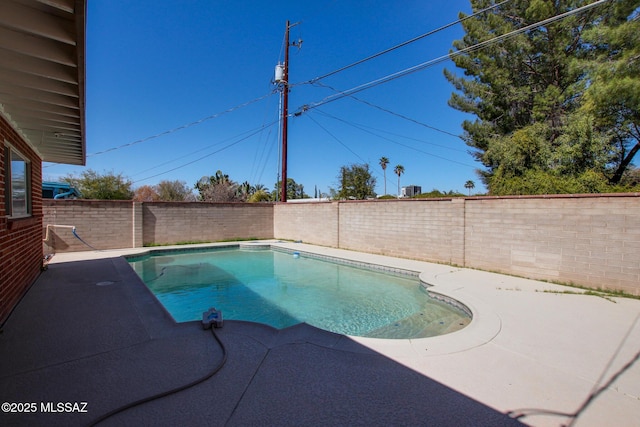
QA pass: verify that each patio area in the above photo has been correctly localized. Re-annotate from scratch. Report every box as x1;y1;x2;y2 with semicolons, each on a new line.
0;242;638;426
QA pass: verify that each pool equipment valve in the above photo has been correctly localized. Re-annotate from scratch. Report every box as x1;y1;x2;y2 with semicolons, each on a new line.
202;308;223;329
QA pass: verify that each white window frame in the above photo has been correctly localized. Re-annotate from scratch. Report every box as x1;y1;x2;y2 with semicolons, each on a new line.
4;142;31;219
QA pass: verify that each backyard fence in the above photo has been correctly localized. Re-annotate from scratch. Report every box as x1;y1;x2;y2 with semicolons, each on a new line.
43;194;640;294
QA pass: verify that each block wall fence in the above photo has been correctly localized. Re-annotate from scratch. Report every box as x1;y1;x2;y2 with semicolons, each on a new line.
43;194;640;294
42;200;274;253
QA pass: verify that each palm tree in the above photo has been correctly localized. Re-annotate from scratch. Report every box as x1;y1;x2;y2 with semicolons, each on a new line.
464;180;475;196
211;170;230;185
379;157;389;195
239;181;252;198
394;164;404;197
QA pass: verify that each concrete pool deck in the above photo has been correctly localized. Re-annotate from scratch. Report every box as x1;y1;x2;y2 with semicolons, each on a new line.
0;241;638;426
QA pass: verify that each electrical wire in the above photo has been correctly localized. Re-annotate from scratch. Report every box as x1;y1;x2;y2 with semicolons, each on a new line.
295;0;612;114
75;92;274;161
92;92;274;157
132;119;279;184
312;81;462;139
306;113;368;163
89;327;228;426
253;126;278;186
249;81;281;185
312;109;476;168
314;108;467;153
298;0;513;86
130;126;267;179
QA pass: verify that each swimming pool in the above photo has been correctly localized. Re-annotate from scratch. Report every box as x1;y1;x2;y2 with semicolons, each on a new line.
128;246;470;339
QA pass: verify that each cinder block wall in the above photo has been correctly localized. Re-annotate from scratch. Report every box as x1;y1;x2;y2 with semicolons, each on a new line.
273;195;639;294
273;202;338;247
142;202;273;245
464;195;640;294
43;200;274;251
42;194;640;294
1;114;44;324
43;200;135;252
337;199;466;265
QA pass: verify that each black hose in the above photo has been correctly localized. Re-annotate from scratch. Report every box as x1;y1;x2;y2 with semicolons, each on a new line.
88;327;228;426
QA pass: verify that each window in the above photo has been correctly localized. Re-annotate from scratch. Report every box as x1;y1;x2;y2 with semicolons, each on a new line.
4;145;31;218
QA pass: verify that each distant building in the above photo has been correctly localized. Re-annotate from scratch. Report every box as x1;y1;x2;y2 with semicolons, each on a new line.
401;185;422;198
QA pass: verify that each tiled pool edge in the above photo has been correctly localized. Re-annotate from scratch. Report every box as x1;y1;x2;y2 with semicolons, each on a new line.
124;242;240;262
271;246;421;278
268;244;473;320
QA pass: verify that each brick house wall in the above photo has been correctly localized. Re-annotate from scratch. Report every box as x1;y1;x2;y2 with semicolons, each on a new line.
1;114;44;325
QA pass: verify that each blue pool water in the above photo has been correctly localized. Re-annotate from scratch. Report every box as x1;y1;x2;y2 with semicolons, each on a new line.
128;247;470;339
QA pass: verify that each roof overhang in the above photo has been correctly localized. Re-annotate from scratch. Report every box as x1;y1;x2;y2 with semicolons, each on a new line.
0;0;86;166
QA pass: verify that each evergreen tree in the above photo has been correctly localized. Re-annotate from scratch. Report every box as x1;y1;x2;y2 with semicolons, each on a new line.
445;0;639;194
335;163;376;200
272;178;308;200
581;0;640;184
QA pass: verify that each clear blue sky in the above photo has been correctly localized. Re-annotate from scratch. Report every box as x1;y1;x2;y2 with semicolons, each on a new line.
43;0;484;196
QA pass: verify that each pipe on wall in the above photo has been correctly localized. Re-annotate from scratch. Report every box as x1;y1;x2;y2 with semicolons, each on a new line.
43;224;76;243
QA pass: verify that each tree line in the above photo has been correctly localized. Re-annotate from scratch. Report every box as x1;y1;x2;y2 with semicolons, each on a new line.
58;161;470;201
59;169;312;202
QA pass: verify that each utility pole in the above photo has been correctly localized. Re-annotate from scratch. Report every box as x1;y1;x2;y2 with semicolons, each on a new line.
280;20;290;202
276;21;301;203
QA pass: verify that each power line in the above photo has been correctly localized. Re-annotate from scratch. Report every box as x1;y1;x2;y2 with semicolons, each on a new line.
133;119;279;184
249;81;281;185
130;126;270;178
253;129;278;186
90;92;275;158
314;109;467;153
312;81;462;139
306;114;368;163
295;0;612;114
298;0;513;86
312;109;476;168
